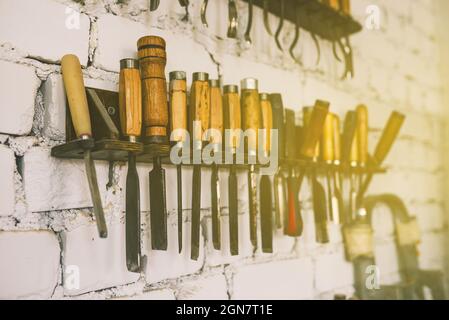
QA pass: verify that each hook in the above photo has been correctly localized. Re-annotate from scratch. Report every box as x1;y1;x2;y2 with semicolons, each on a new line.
289;5;301;64
310;32;321;66
201;0;209;28
227;0;238;38
244;0;253;45
274;0;285;51
263;0;273;36
179;0;189;22
149;0;160;12
338;37;354;79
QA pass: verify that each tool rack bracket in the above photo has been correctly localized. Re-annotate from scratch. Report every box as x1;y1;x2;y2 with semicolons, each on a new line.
245;0;362;41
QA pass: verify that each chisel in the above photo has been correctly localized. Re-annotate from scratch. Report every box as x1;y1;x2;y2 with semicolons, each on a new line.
119;59;142;272
269;94;286;230
285;109;302;237
209;79;224;251
223;84;241;256
169;71;188;253
190;72;210;261
259;93;273;253
301;101;330;244
137;36;169;251
61;54;108;238
349;115;359;221
241;78;262;249
331;113;345;224
355;104;368;215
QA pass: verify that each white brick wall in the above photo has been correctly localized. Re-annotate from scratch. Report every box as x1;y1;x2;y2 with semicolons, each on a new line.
0;0;448;300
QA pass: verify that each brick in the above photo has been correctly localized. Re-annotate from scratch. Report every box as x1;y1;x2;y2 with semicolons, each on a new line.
418;232;445;270
232;259;314;300
23;147;110;212
0;231;60;299
0;60;40;135
0;0;90;65
61;222;139;296
177;274;228;300
0;145;15;217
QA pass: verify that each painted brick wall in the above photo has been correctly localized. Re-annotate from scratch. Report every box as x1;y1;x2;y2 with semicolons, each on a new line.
0;0;448;299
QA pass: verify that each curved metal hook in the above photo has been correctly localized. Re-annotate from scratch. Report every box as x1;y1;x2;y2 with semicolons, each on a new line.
150;0;160;12
332;41;342;62
201;0;209;28
244;0;253;45
310;32;321;66
274;0;285;51
179;0;189;22
227;0;238;39
263;0;273;36
289;6;301;64
338;37;354;79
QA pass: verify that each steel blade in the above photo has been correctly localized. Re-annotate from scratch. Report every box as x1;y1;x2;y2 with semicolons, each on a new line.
228;167;239;256
260;175;273;253
191;165;202;260
177;165;183;253
248;165;258;248
126;154;141;272
149;157;167;250
211;164;221;250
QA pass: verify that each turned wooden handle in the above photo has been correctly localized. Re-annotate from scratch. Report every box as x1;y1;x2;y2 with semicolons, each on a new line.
169;71;187;143
61;54;92;139
269;94;285;158
302;107;319;158
341;111;358;163
241;78;261;153
374;111;405;164
340;0;351;15
209;80;223;145
190;73;210;143
119;59;142;139
332;114;342;162
301;100;330;159
260;94;273;153
138;36;168;140
321;112;334;162
356;104;369;166
285;109;296;160
223;85;241;150
350;128;359;164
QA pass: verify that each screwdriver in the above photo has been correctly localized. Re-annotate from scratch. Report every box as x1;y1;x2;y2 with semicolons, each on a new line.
169;71;188;253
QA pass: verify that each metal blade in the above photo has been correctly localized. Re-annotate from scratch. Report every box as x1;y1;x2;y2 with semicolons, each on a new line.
228;167;239;256
150;0;160;11
191;165;202;260
260;175;273;253
84;150;108;238
312;173;329;244
126;154;140;272
248;165;258;248
149;157;167;250
274;173;286;229
211;164;221;250
177;165;183;253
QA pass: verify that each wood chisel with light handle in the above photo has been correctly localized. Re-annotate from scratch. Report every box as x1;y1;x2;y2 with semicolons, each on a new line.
169;71;188;253
138;36;169;251
190;72;210;261
119;59;142;272
331;113;345;224
61;54;108;239
241;78;262;249
223;84;241;255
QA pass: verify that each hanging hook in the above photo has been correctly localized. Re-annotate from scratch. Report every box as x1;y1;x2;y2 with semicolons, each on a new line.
149;0;160;12
274;0;285;51
289;5;302;64
201;0;209;28
179;0;189;22
310;32;321;66
244;0;253;45
227;0;238;38
263;0;273;36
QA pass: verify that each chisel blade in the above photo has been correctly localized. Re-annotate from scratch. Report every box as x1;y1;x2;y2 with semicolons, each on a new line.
191;164;202;260
248;165;258;248
149;157;167;250
84;150;108;238
126;154;140;272
312;175;329;243
211;164;221;250
229;167;239;256
273;173;286;229
260;175;273;253
177;165;183;253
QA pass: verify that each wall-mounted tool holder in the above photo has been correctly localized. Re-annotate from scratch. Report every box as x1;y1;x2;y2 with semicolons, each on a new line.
244;0;362;41
280;158;386;175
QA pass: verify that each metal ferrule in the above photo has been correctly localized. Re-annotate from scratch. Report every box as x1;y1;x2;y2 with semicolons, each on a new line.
169;71;186;81
334;160;341;166
259;93;269;100
209;79;220;88
223;85;238;94
120;58;139;70
241;78;258;90
129;135;137;143
248;149;257;157
193;72;209;82
80;134;91;140
193;140;203;151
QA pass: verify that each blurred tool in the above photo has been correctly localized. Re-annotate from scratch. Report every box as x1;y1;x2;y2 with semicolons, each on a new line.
223;84;241;255
138;36;169;251
179;0;189;22
190;72;210;260
119;58;142;272
274;0;285;51
227;0;238;38
331;113;344;224
245;0;253;45
169;71;188;253
201;0;209;27
150;0;160;11
61;55;108;239
289;5;301;64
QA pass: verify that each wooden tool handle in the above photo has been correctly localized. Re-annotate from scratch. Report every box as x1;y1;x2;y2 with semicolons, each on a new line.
321;112;334;162
169;71;187;143
223;85;241;150
285;109;296;160
300;100;330;159
138;36;168;141
302;107;318;158
190;73;210;143
119;59;142;139
356;104;368;165
260;94;273;153
332;114;342;162
374;111;405;164
209;80;223;145
340;0;351;15
61;54;92;139
241;78;261;152
269;94;285;158
350;128;358;164
326;0;340;10
341;111;358;163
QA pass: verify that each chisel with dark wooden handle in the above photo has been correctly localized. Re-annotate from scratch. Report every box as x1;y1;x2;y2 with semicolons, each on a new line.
259;93;273;253
61;54;108;239
223;84;241;256
119;59;142;272
302;101;330;244
269;94;286;230
190;72;210;261
138;36;168;251
209;79;223;251
241;78;262;249
169;71;188;253
359;111;405;198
